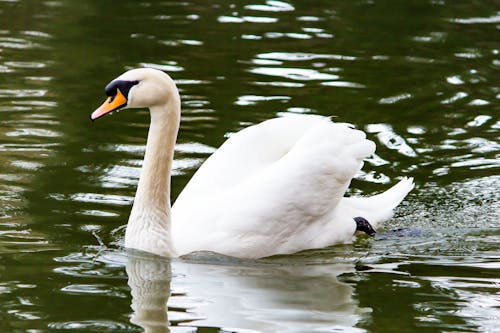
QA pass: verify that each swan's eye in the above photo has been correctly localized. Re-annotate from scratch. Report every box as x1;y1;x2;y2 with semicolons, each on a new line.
105;80;140;99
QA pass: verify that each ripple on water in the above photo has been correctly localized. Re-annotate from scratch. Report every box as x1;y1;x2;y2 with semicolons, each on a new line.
83;142;215;190
0;36;58;253
245;30;334;41
175;142;216;155
466;115;492;127
11;100;58;108
48;320;135;331
285;106;314;114
247;52;363;90
245;0;295;12
451;157;499;170
412;31;447;43
235;94;291;106
78;210;119;218
159;39;203;46
449;13;500;24
0;2;498;333
378;93;413;105
441;91;468;104
322;81;366;89
254;81;304;87
4;61;47;69
425;276;500;332
61;284;128;298
297;15;322;22
136;61;184;72
67;193;133;206
455;48;483;59
249;67;339;81
54;249;127;278
385;176;499;235
0;142;59;153
94;165;141;189
347;176;499;332
0;40;58;213
446;75;465;85
366;123;417;157
22;30;52;39
430;116;499;176
0;36;43;50
218;15;278;24
468;99;490;106
5;127;60;138
0;218;54;253
0;88;47;98
258;52;356;61
153;14;200;22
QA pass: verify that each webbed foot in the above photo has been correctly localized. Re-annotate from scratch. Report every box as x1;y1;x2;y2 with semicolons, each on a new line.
354;216;376;236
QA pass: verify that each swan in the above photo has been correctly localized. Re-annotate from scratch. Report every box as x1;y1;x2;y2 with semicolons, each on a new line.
91;68;414;259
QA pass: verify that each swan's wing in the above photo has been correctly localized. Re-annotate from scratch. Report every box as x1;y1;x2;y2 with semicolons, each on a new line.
218;120;375;235
172;115;375;256
174;115;328;206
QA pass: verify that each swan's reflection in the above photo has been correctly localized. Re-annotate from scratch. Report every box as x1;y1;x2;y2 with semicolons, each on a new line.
126;253;367;332
126;254;171;333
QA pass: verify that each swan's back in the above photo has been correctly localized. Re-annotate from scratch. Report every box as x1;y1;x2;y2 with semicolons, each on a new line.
172;115;378;257
175;115;329;197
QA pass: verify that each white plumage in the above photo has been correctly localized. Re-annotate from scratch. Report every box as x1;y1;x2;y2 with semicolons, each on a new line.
92;68;414;259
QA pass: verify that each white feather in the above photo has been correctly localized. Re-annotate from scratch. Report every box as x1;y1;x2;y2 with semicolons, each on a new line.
94;68;415;259
172;115;410;258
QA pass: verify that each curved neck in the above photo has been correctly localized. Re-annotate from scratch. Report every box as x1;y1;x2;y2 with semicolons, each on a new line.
125;96;180;257
136;103;179;209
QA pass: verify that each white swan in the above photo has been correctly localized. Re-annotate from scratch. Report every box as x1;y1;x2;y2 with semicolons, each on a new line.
91;68;414;259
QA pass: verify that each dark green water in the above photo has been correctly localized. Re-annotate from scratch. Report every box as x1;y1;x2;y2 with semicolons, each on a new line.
0;1;499;332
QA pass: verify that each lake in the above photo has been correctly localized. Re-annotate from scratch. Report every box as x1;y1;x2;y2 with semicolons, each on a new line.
0;1;498;332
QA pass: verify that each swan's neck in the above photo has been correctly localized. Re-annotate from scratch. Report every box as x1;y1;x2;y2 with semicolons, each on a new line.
125;99;180;257
136;104;179;209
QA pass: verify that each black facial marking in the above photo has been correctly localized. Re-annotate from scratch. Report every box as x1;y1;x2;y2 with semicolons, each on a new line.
105;79;139;98
354;216;376;236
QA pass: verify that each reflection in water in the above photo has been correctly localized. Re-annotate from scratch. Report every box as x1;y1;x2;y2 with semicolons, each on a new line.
127;255;171;333
0;0;499;332
126;253;365;333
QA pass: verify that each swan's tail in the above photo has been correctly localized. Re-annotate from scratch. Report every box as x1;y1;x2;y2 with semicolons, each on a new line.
343;177;414;228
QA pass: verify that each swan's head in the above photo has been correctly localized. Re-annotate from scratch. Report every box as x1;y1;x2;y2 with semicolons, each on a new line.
91;68;179;121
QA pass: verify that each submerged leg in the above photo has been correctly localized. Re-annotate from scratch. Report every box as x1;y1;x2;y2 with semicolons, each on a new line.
354;216;376;236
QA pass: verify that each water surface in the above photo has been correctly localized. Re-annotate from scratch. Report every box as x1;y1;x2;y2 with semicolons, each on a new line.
0;1;498;332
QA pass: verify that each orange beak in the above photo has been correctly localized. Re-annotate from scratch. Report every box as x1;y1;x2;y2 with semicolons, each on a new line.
91;88;127;121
